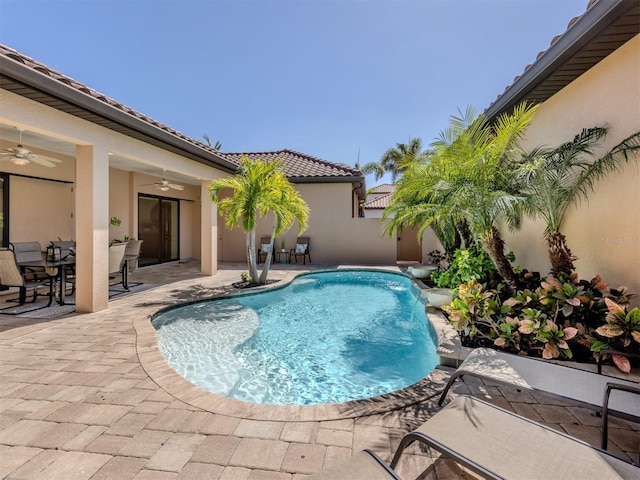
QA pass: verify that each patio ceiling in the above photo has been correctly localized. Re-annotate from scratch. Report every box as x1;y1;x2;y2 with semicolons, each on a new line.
0;122;202;186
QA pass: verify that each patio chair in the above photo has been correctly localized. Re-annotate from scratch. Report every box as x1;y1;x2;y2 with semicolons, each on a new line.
123;239;143;288
390;395;639;479
51;240;76;260
8;241;56;301
290;236;311;264
306;449;402;479
0;248;54;307
257;236;273;264
108;243;128;289
51;240;76;296
9;241;49;279
438;347;640;450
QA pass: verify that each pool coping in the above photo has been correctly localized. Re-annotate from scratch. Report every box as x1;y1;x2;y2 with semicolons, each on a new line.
134;268;457;421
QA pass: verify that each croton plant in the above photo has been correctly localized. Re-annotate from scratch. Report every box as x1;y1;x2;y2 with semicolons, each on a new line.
443;273;638;372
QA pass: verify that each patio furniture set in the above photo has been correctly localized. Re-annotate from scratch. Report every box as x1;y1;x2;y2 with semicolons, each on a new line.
258;236;311;264
0;238;143;312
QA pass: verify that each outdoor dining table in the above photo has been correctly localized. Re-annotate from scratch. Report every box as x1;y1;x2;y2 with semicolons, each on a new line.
17;258;76;306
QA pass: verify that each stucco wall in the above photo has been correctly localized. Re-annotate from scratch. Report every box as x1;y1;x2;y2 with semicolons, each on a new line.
220;182;398;264
502;34;640;303
219;180;446;265
7;175;74;247
109;167;130;243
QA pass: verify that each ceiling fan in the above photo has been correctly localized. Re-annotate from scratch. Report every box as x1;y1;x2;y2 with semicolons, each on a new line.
0;128;63;167
142;169;184;191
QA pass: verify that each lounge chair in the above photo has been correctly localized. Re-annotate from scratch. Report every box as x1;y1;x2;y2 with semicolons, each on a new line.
290;236;311;264
390;395;639;480
438;347;640;449
307;450;401;479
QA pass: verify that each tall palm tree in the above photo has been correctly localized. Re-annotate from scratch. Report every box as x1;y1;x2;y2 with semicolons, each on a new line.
202;133;222;151
385;104;538;293
517;128;640;275
208;156;309;284
361;137;428;182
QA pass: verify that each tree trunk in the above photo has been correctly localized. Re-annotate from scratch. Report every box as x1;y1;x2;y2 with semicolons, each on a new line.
547;230;576;276
258;217;279;284
481;227;519;294
247;230;259;283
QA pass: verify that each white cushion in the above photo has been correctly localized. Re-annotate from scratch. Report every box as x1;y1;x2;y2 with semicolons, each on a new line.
260;243;271;254
295;243;307;254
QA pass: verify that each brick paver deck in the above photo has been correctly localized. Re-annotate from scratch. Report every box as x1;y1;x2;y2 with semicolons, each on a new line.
1;262;637;479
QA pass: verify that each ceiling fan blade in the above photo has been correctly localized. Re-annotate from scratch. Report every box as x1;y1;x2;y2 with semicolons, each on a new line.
32;154;62;163
30;156;59;167
167;183;184;191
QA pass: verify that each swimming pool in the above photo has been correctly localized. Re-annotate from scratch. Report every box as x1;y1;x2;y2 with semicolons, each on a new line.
152;270;439;405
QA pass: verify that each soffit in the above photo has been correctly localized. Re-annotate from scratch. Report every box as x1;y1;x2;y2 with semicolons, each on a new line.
485;0;640;120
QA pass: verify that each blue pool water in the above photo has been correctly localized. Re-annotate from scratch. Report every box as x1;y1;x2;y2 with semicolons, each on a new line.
152;270;439;405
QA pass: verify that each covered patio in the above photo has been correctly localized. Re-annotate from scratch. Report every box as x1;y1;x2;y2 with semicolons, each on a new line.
1;262;637;479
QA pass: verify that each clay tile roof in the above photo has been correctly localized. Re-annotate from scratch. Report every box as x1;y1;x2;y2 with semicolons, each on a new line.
0;43;229;163
1;43;363;181
218;150;364;179
368;183;396;195
362;191;394;209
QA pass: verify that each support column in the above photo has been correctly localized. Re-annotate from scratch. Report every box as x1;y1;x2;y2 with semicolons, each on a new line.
200;180;217;276
75;144;109;312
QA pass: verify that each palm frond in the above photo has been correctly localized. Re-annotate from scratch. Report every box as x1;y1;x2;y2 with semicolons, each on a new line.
570;130;640;203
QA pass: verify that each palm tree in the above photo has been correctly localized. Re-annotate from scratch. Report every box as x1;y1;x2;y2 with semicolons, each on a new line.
208;156;309;284
385;104;538;293
382;161;467;256
517;128;640;275
202;133;222;151
361;137;428;182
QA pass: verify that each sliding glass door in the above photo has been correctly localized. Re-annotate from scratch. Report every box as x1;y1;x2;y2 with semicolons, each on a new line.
0;173;7;247
138;194;179;266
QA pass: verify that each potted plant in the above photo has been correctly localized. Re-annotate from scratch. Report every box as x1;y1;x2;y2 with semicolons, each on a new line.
280;239;286;252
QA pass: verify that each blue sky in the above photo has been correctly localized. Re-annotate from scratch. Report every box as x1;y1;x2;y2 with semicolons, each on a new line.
0;0;587;186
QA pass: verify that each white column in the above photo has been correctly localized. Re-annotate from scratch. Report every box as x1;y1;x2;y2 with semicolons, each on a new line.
75;144;109;312
200;180;217;275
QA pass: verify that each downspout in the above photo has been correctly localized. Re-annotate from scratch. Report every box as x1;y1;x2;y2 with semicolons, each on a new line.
352;182;362;218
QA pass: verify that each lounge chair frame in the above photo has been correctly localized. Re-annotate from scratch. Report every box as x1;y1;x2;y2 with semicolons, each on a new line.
307;449;402;479
390;395;639;479
438;347;640;451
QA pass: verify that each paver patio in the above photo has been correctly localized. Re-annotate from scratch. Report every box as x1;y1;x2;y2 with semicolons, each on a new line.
1;261;637;479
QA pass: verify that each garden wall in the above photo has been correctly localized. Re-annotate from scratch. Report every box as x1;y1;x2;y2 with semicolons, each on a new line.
502;34;640;305
219;181;444;266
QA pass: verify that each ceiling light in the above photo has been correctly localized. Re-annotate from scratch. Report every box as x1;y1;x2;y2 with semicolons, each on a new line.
10;157;29;166
159;186;170;191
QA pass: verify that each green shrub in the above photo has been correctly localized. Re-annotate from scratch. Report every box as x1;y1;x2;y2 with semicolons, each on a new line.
430;244;496;289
